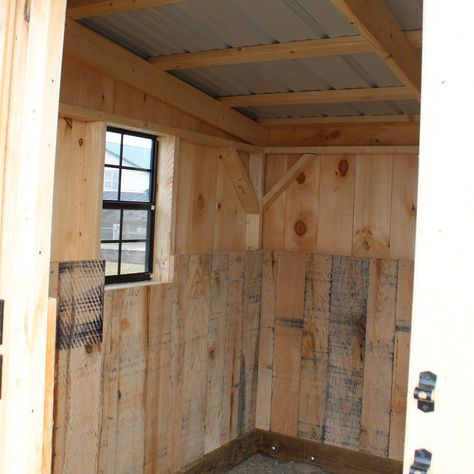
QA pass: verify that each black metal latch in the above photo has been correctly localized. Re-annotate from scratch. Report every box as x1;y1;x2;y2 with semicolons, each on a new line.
410;449;432;474
414;371;437;413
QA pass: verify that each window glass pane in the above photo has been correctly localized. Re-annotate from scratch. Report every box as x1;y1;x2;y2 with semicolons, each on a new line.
105;131;121;165
103;167;119;200
121;242;147;274
123;210;148;240
120;169;151;202
101;242;119;276
123;134;153;169
101;209;121;240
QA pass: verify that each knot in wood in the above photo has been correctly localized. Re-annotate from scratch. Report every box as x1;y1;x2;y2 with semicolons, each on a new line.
294;220;307;236
338;159;349;177
296;172;306;184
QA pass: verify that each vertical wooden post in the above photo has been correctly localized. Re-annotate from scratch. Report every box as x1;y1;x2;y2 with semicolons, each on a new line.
246;153;264;250
404;3;474;473
0;0;67;472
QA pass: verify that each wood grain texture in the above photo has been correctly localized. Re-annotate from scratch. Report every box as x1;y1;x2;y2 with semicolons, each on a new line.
51;118;105;262
316;155;355;255
360;259;398;457
298;255;332;442
352;155;393;258
390;155;418;260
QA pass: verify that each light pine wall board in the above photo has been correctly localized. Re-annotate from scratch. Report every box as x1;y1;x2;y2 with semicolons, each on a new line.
51;118;105;262
204;254;229;454
270;253;306;436
352;155;393;258
298;254;332;442
316;155;356;256
360;259;398;457
283;159;320;252
390;155;418;260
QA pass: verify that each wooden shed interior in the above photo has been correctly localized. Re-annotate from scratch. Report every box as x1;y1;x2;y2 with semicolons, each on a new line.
3;0;446;473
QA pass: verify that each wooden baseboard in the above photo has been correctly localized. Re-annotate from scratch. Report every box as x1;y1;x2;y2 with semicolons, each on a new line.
255;430;403;474
177;431;257;474
177;429;403;474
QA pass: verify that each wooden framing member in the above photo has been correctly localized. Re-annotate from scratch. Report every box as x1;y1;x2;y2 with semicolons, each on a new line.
262;153;316;212
246;153;265;250
154;136;180;282
219;148;260;214
63;19;265;146
59;104;264;153
220;87;413;108
67;0;182;19
0;0;67;472
331;0;421;100
150;30;422;70
260;114;420;126
265;146;419;155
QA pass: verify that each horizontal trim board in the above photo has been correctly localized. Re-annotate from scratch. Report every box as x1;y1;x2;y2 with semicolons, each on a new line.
67;0;182;19
220;87;414;107
59;104;264;153
149;30;421;70
260;114;420;126
265;146;419;154
255;430;403;474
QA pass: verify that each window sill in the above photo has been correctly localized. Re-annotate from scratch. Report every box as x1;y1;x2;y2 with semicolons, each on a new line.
104;277;172;292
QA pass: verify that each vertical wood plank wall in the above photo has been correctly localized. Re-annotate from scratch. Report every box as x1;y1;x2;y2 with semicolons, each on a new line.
263;154;418;260
50;117;417;471
256;253;414;462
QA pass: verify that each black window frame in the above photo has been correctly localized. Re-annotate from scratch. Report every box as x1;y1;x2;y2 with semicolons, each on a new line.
101;126;158;285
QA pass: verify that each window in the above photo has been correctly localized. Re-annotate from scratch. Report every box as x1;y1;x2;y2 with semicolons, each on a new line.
101;127;157;284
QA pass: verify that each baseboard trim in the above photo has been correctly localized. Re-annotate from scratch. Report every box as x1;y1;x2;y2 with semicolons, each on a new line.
177;431;257;474
178;429;403;474
255;429;403;474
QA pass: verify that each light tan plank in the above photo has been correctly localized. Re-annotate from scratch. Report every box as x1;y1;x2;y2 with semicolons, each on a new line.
260;114;420;126
204;254;229;454
390;155;418;260
317;155;356;256
221;87;413;108
353;155;393;258
68;0;182;19
262;155;288;250
360;259;398;457
154;136;180;282
270;253;306;436
389;261;414;461
282;158;320;252
298;255;332;442
255;251;277;430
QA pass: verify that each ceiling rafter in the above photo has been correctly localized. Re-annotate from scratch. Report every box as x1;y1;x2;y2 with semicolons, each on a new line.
67;0;182;20
220;87;413;108
149;30;421;70
63;19;265;145
331;0;422;101
259;114;420;126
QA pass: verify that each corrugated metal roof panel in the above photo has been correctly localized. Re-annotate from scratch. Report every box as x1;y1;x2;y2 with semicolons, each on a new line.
82;0;358;58
170;54;402;98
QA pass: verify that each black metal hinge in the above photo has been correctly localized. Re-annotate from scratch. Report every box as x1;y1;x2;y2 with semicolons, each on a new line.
410;449;432;474
414;371;437;413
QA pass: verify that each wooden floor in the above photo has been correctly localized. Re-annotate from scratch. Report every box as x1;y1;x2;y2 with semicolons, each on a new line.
227;455;331;474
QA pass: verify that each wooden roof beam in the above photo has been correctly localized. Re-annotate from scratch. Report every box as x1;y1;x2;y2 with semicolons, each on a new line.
67;0;182;20
259;114;420;126
149;30;422;70
220;86;413;108
63;19;265;146
331;0;422;100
